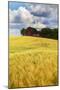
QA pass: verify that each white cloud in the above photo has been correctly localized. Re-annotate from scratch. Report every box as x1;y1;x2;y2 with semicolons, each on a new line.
30;4;58;24
30;4;47;15
9;6;46;29
9;9;19;23
9;4;58;29
9;9;14;23
18;7;33;23
9;7;33;24
30;4;58;16
32;22;46;30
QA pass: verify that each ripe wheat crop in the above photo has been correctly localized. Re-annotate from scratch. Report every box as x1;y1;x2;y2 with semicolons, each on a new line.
9;36;58;88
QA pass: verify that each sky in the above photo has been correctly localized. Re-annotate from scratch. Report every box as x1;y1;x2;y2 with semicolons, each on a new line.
9;1;59;33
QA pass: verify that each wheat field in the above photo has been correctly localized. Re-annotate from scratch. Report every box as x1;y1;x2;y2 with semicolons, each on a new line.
9;36;58;88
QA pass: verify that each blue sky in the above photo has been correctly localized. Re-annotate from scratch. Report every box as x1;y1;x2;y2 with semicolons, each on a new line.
9;1;59;31
9;2;27;10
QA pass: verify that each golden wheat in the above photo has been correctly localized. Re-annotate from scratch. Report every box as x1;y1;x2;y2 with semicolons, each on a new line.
9;36;58;88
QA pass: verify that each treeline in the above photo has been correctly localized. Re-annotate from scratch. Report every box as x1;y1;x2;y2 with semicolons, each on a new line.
39;28;58;40
21;27;58;40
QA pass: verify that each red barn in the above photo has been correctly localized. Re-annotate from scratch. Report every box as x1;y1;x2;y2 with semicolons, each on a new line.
26;27;33;36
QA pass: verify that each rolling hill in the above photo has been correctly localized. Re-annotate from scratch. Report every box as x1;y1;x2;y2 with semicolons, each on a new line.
9;36;58;88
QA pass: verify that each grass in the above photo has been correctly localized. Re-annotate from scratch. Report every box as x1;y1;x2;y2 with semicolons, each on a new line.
9;36;58;88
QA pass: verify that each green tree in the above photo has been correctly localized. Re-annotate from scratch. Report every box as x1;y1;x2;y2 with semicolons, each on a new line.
21;28;26;35
52;28;58;39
